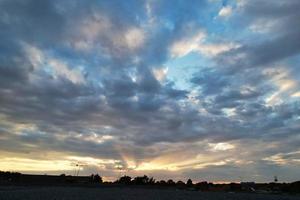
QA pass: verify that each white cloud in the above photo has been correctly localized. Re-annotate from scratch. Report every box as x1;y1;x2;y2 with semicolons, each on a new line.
66;156;117;166
197;43;239;57
24;44;85;84
74;133;115;144
249;19;277;34
73;14;146;53
218;6;232;18
170;30;239;58
264;67;298;105
209;142;235;151
222;108;236;117
263;151;300;165
292;91;300;97
79;14;112;42
170;31;206;57
152;67;168;82
48;59;85;84
236;0;248;9
124;27;145;50
25;44;45;69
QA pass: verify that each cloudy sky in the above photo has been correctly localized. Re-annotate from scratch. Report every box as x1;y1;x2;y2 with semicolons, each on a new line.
1;0;300;183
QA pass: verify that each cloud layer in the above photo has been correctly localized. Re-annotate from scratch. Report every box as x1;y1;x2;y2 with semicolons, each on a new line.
0;0;300;182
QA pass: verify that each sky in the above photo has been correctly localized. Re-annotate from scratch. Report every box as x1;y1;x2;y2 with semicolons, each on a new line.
0;0;300;183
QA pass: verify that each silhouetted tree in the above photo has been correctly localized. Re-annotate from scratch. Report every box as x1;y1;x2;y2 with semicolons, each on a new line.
195;181;209;191
148;177;156;185
90;174;102;183
187;179;193;187
117;175;132;185
133;175;149;185
131;175;156;185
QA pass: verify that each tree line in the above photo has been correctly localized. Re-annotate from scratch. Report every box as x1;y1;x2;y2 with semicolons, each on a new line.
1;171;300;193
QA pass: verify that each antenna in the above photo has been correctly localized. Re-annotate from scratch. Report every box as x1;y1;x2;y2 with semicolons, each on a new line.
71;162;86;176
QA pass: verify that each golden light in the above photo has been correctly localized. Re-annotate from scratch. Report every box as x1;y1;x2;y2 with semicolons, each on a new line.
0;157;74;172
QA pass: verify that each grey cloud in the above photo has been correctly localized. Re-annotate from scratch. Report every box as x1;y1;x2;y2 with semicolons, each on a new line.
213;88;262;108
0;0;65;46
191;67;230;95
218;0;300;69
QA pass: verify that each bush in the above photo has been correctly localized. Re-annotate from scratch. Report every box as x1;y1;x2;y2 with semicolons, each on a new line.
167;179;176;186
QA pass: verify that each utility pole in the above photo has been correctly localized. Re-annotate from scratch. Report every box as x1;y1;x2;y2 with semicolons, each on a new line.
274;176;278;183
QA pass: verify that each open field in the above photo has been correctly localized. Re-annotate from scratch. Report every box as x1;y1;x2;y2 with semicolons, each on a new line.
0;186;299;200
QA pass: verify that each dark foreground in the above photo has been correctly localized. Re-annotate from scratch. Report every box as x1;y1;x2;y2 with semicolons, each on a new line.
0;187;299;200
